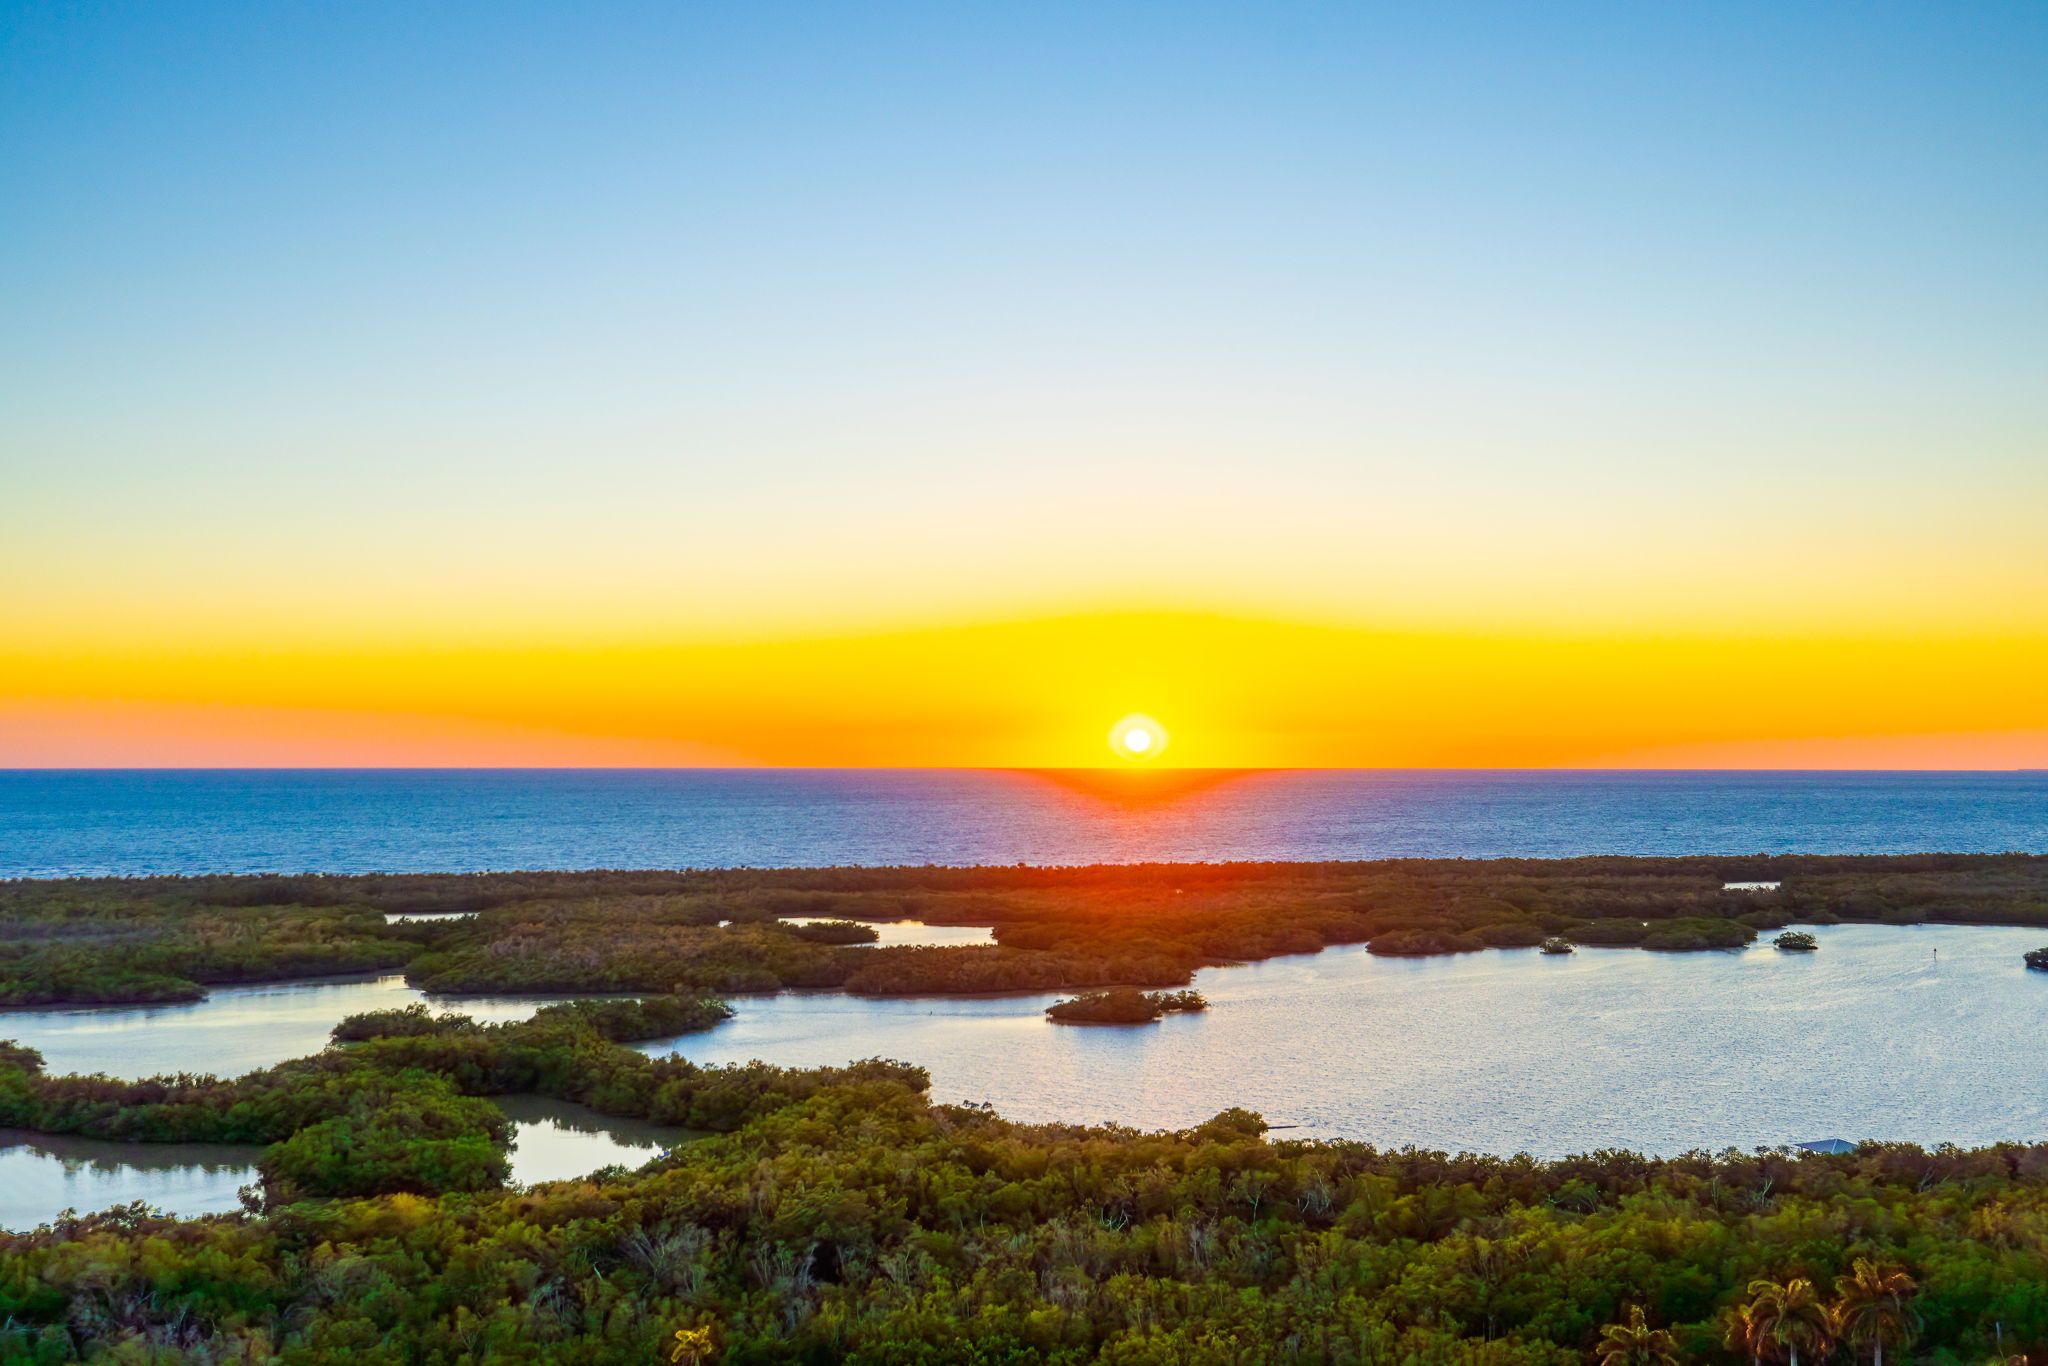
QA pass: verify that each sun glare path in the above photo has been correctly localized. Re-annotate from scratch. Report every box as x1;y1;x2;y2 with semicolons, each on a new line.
1108;713;1169;763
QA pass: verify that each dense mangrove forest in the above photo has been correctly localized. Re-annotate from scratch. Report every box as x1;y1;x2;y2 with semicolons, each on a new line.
7;857;2048;1359
7;854;2048;1007
5;1000;2048;1362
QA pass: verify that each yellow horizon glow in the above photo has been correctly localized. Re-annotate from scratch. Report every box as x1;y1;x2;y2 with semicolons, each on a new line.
5;610;2047;769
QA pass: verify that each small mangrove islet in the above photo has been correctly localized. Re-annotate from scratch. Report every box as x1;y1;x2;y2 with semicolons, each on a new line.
1045;988;1208;1024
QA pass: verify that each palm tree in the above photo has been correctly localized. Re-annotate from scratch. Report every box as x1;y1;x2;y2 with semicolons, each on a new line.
1723;1301;1764;1366
1833;1258;1920;1366
667;1327;715;1365
1597;1305;1678;1366
1746;1277;1836;1366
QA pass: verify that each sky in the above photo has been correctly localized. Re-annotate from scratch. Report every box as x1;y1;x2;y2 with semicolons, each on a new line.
3;1;2045;768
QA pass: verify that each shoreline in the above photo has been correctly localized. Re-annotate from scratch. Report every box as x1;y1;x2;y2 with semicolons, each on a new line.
9;916;2048;1015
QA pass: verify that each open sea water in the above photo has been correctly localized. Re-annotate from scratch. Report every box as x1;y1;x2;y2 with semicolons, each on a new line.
3;769;2045;877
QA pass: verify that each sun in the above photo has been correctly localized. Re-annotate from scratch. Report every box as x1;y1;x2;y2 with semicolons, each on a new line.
1108;713;1169;763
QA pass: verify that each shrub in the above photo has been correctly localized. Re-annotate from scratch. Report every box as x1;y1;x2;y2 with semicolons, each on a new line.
781;919;882;945
1476;921;1546;948
1571;919;1649;945
0;1040;44;1074
1642;917;1754;952
332;1004;481;1042
1366;929;1481;957
258;1084;513;1199
528;995;734;1041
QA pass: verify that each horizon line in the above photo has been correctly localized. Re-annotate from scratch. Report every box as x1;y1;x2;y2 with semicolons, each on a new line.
3;765;2044;775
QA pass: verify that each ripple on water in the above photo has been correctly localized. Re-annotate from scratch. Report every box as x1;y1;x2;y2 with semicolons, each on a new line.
7;925;2048;1160
637;923;2048;1158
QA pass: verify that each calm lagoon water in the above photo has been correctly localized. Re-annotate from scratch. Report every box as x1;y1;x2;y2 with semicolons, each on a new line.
7;926;2048;1159
492;1095;700;1186
0;1098;693;1231
0;978;697;1228
0;975;612;1079
6;923;2048;1223
645;923;2048;1158
780;917;995;948
5;769;2045;876
0;1129;260;1229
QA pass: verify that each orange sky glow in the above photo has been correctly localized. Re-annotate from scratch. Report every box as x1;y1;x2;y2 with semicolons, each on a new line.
6;613;2045;769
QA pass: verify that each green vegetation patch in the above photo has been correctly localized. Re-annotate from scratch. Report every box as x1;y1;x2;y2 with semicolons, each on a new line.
1045;988;1208;1024
2;1030;2047;1362
9;853;2048;1006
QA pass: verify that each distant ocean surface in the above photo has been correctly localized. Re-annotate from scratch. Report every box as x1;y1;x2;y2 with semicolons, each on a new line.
3;769;2045;878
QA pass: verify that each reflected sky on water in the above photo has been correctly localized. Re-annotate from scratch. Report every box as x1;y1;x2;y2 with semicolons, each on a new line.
643;923;2048;1158
777;917;994;948
8;924;2048;1166
495;1094;702;1185
0;976;606;1079
0;1129;260;1230
0;1099;706;1229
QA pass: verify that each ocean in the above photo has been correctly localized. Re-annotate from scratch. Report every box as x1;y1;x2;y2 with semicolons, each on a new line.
3;768;2044;877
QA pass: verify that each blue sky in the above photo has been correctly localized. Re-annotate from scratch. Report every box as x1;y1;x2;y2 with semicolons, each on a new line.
3;2;2046;763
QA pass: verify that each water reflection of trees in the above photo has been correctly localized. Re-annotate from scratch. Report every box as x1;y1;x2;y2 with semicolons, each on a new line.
0;1128;260;1174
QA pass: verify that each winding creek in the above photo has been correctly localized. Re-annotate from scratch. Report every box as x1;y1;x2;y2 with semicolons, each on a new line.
4;922;2047;1228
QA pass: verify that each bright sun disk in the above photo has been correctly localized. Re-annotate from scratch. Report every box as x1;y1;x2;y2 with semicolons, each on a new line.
1108;713;1169;762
